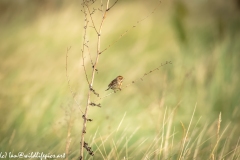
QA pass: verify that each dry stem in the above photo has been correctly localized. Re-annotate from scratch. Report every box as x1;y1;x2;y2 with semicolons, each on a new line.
79;0;160;159
80;0;114;158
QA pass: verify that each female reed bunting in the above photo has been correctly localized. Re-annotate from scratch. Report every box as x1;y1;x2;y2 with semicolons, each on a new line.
105;76;124;93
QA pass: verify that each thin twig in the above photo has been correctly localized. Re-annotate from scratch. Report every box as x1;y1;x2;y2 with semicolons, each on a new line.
66;46;84;114
86;44;94;67
100;0;161;54
81;19;91;86
85;4;99;35
106;0;119;11
106;0;110;10
99;61;172;100
100;0;104;16
80;1;91;158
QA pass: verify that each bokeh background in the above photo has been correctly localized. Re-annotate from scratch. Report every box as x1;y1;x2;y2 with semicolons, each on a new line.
1;0;240;159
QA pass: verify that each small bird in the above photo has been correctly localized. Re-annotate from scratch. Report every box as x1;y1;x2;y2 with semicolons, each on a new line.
105;76;124;93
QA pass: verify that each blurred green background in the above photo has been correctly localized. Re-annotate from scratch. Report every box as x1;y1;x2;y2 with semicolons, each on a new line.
1;0;240;159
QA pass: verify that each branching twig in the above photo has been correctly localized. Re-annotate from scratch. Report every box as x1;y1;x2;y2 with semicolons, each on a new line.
132;61;172;85
81;16;90;86
99;61;172;100
89;86;99;97
85;4;99;35
80;0;110;159
100;0;161;54
85;43;94;67
79;1;162;159
66;46;84;114
106;0;119;11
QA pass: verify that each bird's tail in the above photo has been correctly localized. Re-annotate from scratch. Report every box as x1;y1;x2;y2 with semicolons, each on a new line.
105;88;109;91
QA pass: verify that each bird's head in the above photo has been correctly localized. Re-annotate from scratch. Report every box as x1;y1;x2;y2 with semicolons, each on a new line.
117;76;123;81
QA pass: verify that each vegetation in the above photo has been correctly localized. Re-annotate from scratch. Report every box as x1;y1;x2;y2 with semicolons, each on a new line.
0;0;240;159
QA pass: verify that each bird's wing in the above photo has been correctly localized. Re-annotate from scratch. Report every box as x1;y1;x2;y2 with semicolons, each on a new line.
109;79;117;87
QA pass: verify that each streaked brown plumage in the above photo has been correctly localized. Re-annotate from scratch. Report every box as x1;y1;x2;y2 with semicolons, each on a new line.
105;76;124;93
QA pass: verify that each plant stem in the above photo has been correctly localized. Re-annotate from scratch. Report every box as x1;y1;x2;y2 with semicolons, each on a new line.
79;5;107;159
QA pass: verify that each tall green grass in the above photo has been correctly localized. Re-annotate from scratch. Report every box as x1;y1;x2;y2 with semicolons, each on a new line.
0;0;240;159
